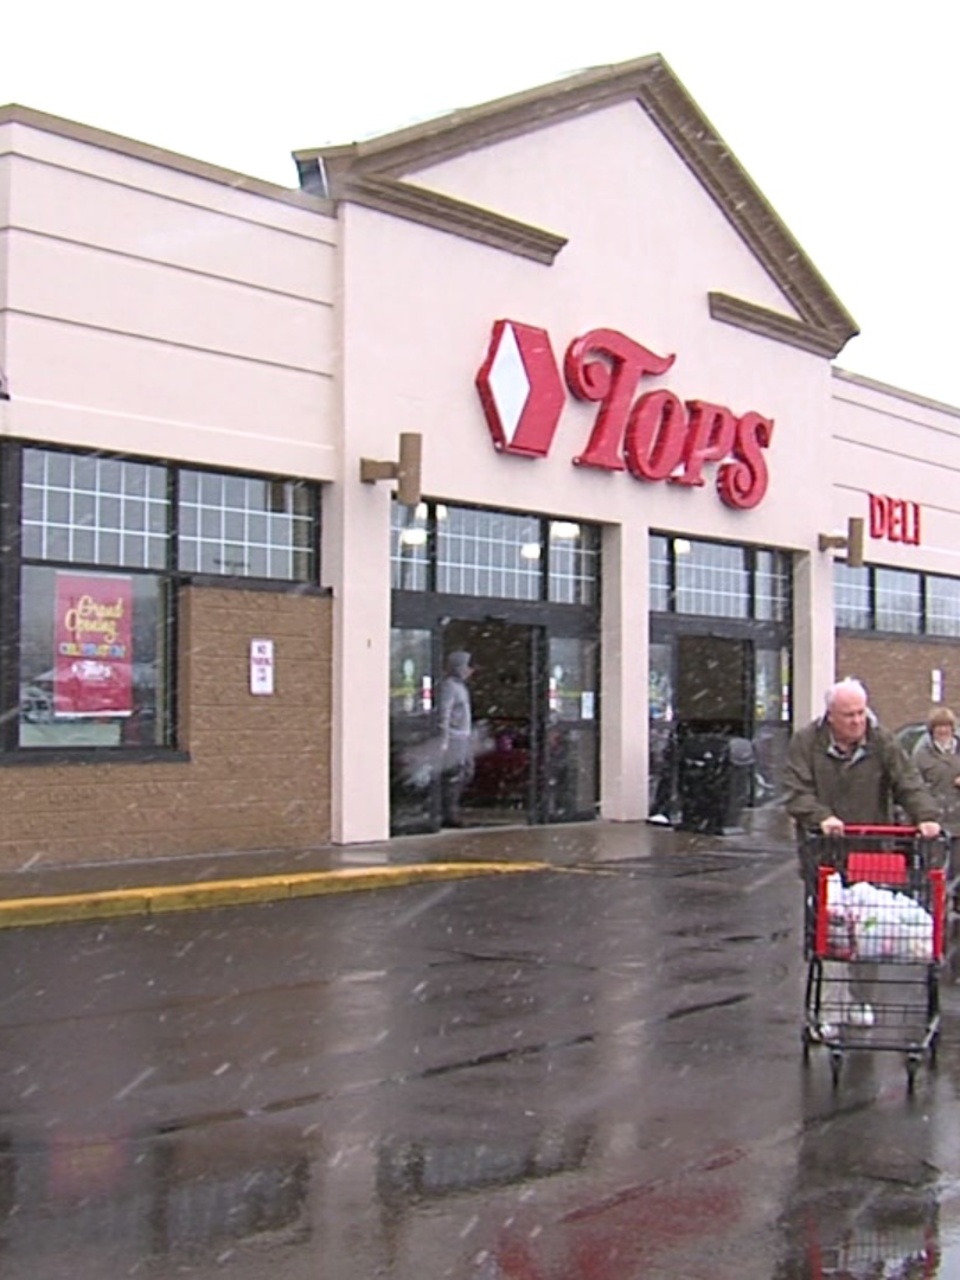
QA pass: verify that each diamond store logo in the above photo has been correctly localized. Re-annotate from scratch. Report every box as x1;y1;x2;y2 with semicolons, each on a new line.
475;321;564;457
475;318;775;510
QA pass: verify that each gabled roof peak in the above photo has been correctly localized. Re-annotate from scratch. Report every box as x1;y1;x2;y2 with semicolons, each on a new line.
293;55;858;357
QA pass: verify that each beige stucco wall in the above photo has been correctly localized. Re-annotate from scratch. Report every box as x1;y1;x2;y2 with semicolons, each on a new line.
825;370;960;723
0;113;339;866
332;100;842;839
0;111;339;481
829;369;960;579
7;93;955;854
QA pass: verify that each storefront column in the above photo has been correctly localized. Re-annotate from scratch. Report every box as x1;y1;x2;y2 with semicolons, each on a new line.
599;523;648;821
792;549;836;726
322;477;393;845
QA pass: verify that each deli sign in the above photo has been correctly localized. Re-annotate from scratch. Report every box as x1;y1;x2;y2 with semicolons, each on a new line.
869;493;921;545
476;321;775;510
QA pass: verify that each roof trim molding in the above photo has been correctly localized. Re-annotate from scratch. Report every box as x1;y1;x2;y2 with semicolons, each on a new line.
832;367;960;418
709;293;847;358
294;56;859;351
0;104;334;215
341;176;567;264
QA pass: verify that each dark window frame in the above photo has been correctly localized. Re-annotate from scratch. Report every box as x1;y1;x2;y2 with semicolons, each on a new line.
0;440;322;762
649;532;793;625
391;500;601;607
835;561;960;638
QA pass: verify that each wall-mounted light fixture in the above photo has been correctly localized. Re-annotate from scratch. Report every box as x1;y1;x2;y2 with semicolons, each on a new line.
818;516;865;568
360;432;422;507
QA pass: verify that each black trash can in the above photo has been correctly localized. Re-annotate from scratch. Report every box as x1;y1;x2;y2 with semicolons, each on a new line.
676;733;730;834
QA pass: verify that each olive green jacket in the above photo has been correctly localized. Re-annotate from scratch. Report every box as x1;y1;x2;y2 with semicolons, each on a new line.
782;718;939;832
912;733;960;831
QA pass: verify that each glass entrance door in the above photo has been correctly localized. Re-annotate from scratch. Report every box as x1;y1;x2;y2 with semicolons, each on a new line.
455;620;537;827
543;635;599;823
389;620;599;834
389;628;439;835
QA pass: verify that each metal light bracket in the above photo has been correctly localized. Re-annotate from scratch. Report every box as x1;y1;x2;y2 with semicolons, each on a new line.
818;516;865;568
359;432;422;507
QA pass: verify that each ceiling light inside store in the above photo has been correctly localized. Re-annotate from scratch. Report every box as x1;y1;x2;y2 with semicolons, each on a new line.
399;527;428;546
674;538;692;555
551;522;581;540
520;543;541;560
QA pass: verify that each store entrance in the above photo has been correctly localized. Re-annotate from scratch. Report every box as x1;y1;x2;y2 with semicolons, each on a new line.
676;635;751;736
445;619;537;828
389;615;599;835
649;625;791;827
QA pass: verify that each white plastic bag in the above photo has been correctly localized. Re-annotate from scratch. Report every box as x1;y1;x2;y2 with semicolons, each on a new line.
831;876;935;962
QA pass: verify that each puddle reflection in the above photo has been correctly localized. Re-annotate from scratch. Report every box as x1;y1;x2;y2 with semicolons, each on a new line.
773;1056;943;1278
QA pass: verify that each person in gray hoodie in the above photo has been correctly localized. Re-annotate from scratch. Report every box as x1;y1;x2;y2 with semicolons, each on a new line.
439;650;474;827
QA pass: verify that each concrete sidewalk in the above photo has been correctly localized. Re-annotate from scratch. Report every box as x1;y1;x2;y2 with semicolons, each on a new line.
0;805;795;928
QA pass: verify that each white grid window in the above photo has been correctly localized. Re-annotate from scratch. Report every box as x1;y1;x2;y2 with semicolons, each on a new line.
875;567;921;634
548;521;599;605
391;502;601;603
437;508;542;601
22;450;168;569
391;502;430;591
927;576;960;637
178;472;315;582
755;550;791;622
650;535;670;612
674;540;749;618
834;563;871;629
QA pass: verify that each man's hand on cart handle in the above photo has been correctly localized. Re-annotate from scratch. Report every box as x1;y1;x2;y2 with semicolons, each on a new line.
818;816;942;838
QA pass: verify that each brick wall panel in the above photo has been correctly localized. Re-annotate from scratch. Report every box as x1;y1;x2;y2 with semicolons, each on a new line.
836;634;960;736
0;585;332;869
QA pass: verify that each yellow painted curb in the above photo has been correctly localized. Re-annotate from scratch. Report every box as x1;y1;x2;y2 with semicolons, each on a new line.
0;861;549;929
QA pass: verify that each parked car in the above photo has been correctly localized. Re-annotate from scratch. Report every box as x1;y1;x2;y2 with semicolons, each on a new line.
895;722;926;757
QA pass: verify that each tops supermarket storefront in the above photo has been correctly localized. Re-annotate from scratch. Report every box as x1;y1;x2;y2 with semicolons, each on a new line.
301;55;858;844
3;58;960;867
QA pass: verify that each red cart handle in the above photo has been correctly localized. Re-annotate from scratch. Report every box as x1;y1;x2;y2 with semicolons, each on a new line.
829;824;922;836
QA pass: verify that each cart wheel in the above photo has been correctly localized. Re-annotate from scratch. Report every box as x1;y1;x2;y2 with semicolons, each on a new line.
830;1049;842;1088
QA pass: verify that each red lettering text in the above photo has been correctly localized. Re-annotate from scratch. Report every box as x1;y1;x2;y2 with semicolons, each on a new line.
565;329;675;470
623;390;687;480
716;413;775;510
674;401;737;488
868;494;922;546
869;494;887;539
907;502;921;545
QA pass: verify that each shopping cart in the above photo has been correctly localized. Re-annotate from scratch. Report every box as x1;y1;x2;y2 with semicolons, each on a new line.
801;825;950;1092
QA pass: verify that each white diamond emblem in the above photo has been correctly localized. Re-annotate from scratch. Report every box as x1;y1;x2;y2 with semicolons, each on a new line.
487;323;531;444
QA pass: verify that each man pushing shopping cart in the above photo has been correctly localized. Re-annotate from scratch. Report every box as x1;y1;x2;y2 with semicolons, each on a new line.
782;677;947;1089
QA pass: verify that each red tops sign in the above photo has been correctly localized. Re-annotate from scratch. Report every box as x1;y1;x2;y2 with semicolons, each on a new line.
476;321;775;510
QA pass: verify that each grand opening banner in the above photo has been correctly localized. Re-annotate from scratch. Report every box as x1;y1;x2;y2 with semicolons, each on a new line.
54;573;133;718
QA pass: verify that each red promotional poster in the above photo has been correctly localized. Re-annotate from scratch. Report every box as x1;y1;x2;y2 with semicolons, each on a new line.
54;574;133;718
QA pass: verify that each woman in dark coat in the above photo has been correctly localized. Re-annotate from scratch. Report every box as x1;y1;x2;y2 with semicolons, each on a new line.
912;706;960;833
